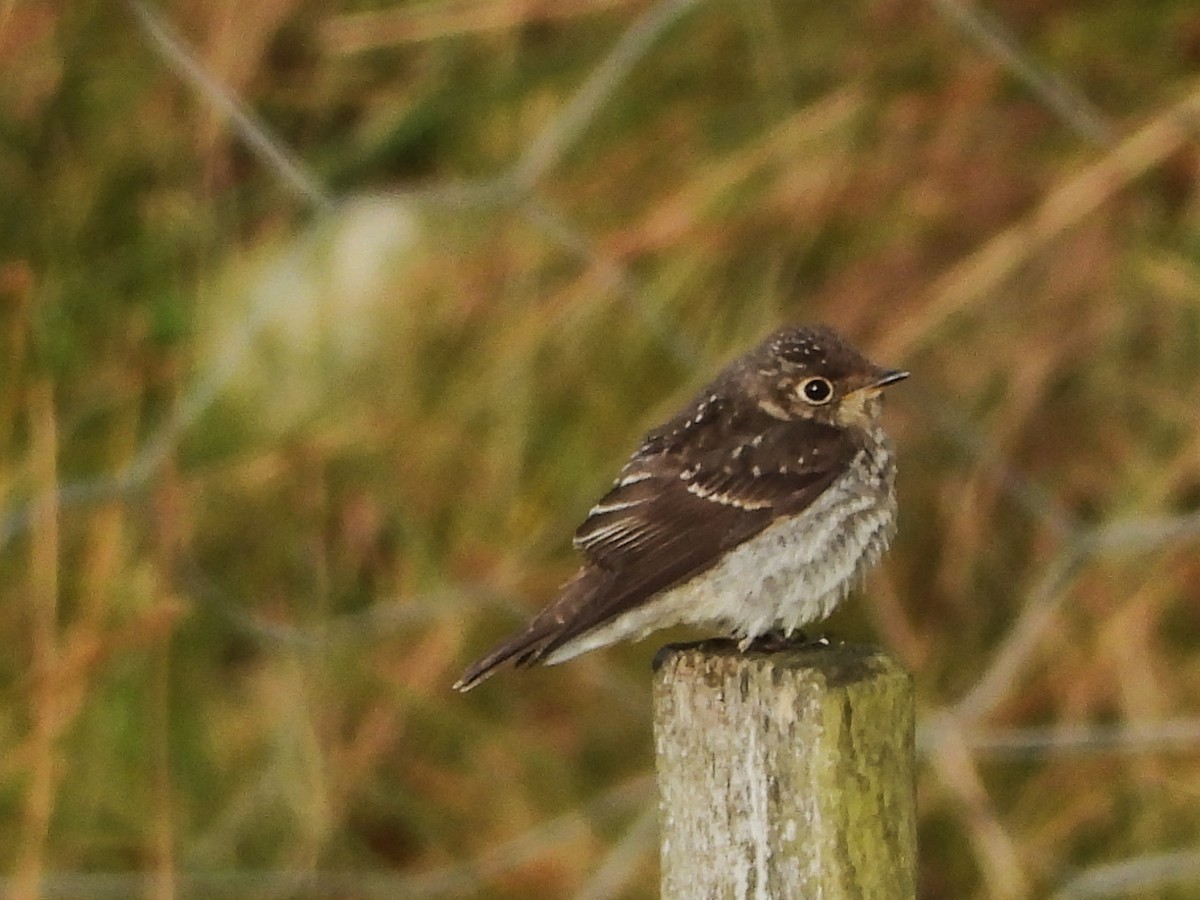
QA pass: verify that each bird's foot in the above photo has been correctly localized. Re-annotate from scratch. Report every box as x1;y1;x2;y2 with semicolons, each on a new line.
740;630;833;653
743;629;800;653
651;632;831;671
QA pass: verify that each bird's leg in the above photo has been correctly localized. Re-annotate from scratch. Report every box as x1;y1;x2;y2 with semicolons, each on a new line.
742;629;810;653
651;630;822;672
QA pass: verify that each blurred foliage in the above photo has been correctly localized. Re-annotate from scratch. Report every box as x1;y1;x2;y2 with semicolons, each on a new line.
2;0;1200;898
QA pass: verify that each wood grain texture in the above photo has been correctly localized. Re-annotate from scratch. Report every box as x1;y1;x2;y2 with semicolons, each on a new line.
653;642;916;899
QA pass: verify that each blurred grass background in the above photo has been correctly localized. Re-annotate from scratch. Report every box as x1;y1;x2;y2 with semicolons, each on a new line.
3;0;1200;897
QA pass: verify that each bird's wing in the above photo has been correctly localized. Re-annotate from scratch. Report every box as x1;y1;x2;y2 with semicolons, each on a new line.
531;396;856;658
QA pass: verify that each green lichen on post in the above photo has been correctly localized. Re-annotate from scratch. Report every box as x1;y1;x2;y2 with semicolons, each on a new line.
654;642;916;899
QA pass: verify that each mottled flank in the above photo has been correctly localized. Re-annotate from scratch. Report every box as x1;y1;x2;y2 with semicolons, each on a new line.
454;324;907;691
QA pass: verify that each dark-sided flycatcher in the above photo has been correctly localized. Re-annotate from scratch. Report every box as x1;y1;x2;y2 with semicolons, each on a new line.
454;325;907;691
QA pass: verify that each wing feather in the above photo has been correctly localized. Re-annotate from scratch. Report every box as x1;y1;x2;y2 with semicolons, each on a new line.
537;400;856;657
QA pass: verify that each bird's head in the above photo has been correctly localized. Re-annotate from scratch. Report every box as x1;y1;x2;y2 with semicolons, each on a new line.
741;325;908;430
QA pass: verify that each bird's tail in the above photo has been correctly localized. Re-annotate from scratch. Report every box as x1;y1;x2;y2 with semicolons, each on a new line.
452;570;598;692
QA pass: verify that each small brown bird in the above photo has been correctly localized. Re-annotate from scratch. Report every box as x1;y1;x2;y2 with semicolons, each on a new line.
453;324;907;691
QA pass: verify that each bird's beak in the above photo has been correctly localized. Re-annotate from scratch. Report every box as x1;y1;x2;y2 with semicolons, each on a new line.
870;368;909;389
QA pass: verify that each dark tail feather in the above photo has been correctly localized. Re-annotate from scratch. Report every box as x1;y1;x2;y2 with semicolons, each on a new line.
452;570;597;692
451;622;558;692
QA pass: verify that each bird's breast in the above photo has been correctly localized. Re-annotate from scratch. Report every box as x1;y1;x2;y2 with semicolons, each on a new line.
658;440;898;637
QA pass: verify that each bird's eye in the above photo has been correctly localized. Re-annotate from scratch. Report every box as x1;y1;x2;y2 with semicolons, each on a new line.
799;376;834;405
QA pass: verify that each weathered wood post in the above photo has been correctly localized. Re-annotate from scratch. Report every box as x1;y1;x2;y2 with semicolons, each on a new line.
653;641;916;899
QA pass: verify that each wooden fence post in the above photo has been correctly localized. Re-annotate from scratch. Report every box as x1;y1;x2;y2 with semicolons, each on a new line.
653;641;916;899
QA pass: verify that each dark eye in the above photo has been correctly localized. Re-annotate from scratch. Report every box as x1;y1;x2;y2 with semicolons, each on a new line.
799;377;833;405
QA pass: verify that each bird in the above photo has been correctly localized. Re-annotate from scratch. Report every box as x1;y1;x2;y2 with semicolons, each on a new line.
453;324;908;692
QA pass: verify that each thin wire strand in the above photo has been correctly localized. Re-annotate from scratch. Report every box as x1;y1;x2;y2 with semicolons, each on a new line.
121;0;334;211
512;0;703;188
1051;850;1200;900
920;717;1200;758
953;510;1200;723
927;0;1113;147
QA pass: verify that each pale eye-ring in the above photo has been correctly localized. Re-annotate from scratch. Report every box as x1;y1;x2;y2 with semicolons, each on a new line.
798;376;834;405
